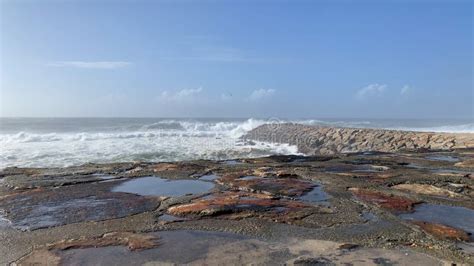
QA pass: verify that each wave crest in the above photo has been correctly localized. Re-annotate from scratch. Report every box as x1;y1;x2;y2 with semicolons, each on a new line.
0;118;270;144
1;118;472;169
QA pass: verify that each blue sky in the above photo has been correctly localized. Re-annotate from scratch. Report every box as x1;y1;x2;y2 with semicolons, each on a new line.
1;0;472;118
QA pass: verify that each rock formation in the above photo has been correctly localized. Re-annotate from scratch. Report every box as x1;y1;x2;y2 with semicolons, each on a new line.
244;123;474;155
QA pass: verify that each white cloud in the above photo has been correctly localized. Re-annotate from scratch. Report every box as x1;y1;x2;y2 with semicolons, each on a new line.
221;92;233;101
175;87;202;98
158;87;203;101
400;85;410;95
47;61;131;69
356;83;387;99
248;89;276;101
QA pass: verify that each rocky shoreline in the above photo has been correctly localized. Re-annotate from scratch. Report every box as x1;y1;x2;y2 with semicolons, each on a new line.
0;146;473;265
244;123;474;155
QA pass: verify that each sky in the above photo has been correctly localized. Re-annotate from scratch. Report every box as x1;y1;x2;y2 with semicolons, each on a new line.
0;0;472;119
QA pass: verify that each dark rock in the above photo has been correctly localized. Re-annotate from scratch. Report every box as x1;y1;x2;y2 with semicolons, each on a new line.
294;257;335;265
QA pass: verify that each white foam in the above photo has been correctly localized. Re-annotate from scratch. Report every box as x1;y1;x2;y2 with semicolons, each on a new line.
0;118;296;169
0;118;471;169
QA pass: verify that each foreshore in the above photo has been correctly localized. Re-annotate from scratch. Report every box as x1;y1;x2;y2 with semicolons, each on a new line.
0;125;473;265
244;123;474;155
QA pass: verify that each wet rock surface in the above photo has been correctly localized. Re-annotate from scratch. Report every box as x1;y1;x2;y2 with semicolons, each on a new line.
399;203;474;239
0;181;160;231
15;230;449;266
411;221;471;242
217;173;316;197
349;187;419;212
50;231;160;251
1;148;474;265
392;183;466;199
167;191;325;224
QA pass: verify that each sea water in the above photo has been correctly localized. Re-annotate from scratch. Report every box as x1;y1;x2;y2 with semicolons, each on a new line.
0;117;472;168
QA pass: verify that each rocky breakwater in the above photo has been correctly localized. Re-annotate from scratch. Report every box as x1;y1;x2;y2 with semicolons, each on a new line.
244;123;474;155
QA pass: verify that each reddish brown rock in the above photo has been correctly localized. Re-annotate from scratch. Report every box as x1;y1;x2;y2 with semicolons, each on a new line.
168;191;318;222
16;232;160;266
412;221;470;241
48;232;160;251
349;188;418;212
153;163;179;172
217;174;314;197
152;162;207;177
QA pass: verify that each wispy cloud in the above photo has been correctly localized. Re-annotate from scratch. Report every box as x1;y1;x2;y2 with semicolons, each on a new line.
221;92;233;101
400;85;410;95
175;87;203;98
248;89;276;101
158;87;203;101
160;46;262;63
46;61;131;69
356;83;387;99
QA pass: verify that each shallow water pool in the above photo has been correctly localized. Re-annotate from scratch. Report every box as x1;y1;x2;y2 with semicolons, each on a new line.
399;204;474;236
299;185;331;205
112;176;215;197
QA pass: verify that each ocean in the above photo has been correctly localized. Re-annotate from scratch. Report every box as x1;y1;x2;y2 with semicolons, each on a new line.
0;118;472;169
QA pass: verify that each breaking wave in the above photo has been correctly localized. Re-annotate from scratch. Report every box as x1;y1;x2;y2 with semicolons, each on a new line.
0;117;472;168
0;118;294;168
0;118;268;144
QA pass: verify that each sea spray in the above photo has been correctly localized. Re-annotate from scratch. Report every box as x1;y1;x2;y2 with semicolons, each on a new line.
1;117;472;168
0;118;296;168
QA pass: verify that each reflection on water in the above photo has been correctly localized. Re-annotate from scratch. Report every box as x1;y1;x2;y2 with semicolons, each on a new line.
239;176;260;180
13;197;110;231
59;230;250;265
399;204;474;237
112;176;214;197
299;185;331;206
54;229;444;265
199;174;220;181
158;214;185;222
361;211;379;222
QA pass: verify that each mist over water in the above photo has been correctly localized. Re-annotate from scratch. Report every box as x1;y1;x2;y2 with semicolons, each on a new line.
0;118;472;168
